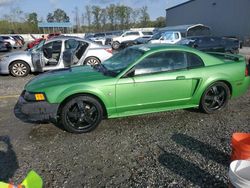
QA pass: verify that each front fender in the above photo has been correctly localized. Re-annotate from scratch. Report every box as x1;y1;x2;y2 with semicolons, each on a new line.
54;84;115;112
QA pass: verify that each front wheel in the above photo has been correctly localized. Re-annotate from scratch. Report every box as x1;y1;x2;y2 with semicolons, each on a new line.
112;41;120;50
199;82;230;114
61;95;103;133
10;61;30;77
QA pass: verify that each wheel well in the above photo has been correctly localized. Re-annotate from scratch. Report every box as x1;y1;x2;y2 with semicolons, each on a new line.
9;60;31;71
57;93;108;119
217;80;232;96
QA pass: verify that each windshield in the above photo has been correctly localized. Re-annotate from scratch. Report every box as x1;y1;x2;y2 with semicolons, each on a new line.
102;48;144;76
30;40;45;52
163;32;175;40
151;32;163;40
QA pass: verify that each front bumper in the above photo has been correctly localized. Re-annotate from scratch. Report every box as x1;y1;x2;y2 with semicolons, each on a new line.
15;95;59;122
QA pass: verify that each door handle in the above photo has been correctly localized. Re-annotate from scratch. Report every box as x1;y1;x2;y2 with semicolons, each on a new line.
176;76;185;80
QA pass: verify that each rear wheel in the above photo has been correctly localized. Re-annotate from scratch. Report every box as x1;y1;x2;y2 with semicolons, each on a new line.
61;95;103;133
84;57;101;66
112;41;120;50
10;61;30;77
199;82;230;113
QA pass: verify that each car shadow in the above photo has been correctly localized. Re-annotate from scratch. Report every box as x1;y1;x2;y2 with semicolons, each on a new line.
171;133;229;167
0;136;19;182
158;150;227;187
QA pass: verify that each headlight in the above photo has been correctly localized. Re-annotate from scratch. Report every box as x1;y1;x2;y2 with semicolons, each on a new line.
23;91;46;102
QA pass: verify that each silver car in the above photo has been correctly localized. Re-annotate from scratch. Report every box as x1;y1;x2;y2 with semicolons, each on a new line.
0;36;113;77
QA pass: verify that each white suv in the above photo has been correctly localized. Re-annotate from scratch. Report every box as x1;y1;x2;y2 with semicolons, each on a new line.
111;31;145;50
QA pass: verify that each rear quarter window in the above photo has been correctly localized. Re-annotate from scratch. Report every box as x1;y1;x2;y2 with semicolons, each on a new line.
187;53;205;69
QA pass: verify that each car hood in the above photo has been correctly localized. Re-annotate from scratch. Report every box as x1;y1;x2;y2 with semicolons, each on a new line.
25;66;111;91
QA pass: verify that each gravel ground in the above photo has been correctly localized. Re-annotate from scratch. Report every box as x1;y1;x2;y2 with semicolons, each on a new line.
0;48;250;187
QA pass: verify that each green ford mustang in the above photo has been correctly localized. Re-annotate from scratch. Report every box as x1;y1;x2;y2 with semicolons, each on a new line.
16;45;250;133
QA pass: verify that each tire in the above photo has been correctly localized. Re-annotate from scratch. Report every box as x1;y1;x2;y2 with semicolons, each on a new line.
10;61;30;77
61;95;103;133
84;57;101;66
199;82;230;114
112;41;120;50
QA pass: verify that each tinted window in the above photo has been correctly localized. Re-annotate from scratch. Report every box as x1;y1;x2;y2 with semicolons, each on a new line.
142;31;153;35
134;51;187;76
187;53;204;69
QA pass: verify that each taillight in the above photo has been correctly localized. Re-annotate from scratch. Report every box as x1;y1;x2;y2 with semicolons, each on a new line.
246;64;250;76
105;48;113;54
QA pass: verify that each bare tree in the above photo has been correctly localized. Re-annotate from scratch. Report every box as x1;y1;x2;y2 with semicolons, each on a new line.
85;5;92;30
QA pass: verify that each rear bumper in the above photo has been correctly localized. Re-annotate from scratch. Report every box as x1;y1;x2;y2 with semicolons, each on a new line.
15;95;59;122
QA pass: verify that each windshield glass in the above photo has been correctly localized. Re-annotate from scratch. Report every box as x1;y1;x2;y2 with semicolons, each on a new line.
163;32;174;40
31;40;45;52
151;32;163;40
102;48;144;75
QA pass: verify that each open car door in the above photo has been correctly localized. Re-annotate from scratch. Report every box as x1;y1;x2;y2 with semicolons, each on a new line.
31;51;46;73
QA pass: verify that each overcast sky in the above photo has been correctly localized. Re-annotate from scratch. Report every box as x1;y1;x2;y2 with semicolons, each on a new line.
0;0;188;21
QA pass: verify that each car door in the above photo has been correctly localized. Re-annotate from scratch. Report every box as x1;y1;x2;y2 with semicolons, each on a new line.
63;39;89;67
32;40;64;72
115;51;194;114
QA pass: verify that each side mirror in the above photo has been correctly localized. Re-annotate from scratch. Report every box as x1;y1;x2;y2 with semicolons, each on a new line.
123;69;135;78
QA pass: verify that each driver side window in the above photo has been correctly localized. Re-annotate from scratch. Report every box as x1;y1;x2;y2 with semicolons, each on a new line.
134;51;187;76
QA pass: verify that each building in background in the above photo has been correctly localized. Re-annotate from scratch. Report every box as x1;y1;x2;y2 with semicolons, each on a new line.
38;22;73;33
166;0;250;41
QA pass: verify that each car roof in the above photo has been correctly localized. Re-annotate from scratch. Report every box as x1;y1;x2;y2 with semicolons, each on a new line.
131;44;195;53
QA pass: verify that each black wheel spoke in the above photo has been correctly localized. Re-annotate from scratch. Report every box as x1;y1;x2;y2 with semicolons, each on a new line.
218;90;225;98
76;101;86;112
205;95;214;101
83;116;94;124
212;86;219;94
67;111;78;119
88;106;96;115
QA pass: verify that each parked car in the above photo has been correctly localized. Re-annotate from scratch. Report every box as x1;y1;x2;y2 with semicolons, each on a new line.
0;36;17;48
119;32;154;49
111;31;152;50
11;35;23;48
0;36;113;77
148;31;182;44
13;35;25;45
16;44;250;133
27;38;44;49
89;31;123;46
178;36;240;54
0;40;12;52
27;33;61;49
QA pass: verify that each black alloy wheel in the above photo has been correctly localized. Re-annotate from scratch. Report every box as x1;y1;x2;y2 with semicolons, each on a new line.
61;95;103;133
200;82;230;113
